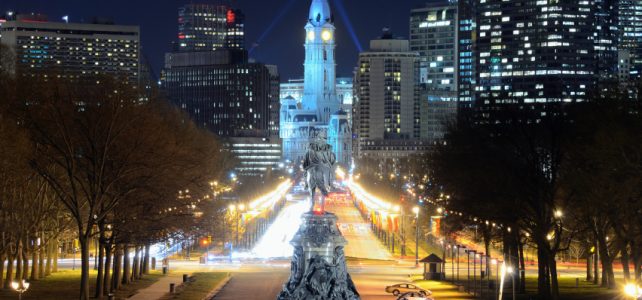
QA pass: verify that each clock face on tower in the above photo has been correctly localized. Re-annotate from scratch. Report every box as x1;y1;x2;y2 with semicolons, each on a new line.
321;30;332;41
307;31;315;41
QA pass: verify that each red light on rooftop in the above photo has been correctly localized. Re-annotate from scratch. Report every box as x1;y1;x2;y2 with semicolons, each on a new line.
226;9;235;24
178;34;185;39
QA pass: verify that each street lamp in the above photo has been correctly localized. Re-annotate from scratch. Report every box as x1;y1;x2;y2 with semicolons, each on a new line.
457;245;465;283
412;206;420;267
491;259;499;300
451;244;458;283
507;266;516;300
624;283;642;300
11;280;30;300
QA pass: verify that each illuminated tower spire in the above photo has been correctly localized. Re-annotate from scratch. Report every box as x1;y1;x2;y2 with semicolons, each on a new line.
302;0;339;123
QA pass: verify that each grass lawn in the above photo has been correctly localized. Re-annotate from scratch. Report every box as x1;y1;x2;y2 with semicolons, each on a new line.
161;272;229;300
522;275;621;300
0;269;163;300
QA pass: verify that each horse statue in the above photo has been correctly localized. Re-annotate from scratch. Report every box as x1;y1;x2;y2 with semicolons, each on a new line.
303;132;336;212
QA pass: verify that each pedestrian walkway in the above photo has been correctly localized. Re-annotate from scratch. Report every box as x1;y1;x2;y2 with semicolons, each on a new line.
129;271;187;300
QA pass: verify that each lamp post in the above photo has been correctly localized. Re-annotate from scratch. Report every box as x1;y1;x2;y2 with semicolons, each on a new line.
457;245;465;284
491;259;498;300
479;252;485;298
11;280;30;300
452;244;456;283
412;206;420;267
507;266;516;300
472;251;478;296
624;283;642;300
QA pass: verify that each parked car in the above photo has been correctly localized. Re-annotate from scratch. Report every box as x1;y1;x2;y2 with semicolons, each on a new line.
385;283;432;296
397;291;434;300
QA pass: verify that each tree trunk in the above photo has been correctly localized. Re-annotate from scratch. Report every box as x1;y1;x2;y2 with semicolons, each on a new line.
38;237;45;278
45;241;52;276
132;246;140;281
138;246;144;278
122;244;131;285
4;254;14;289
112;244;122;291
15;243;23;281
52;239;58;273
593;250;599;285
632;243;641;281
549;255;559;300
518;239;526;293
586;252;592;281
21;242;29;280
621;241;630;280
537;244;552;299
79;234;91;300
103;244;112;296
143;244;150;274
94;238;105;299
597;233;615;289
0;252;5;288
30;244;38;281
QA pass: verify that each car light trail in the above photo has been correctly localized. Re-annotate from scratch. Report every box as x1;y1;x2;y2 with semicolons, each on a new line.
348;179;393;211
247;199;309;258
249;180;292;210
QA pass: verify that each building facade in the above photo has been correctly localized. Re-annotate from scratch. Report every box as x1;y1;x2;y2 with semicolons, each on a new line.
280;77;353;123
410;2;458;100
177;4;244;52
224;137;282;176
474;0;595;124
279;0;352;167
410;2;459;142
353;34;423;159
0;15;140;84
162;51;280;137
163;4;281;177
618;0;642;83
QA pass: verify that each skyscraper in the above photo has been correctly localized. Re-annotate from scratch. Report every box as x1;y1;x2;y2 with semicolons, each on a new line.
410;1;458;101
279;0;352;167
410;1;459;142
618;0;642;81
474;0;595;124
177;4;244;52
162;53;279;137
353;31;428;159
0;14;140;84
163;4;281;177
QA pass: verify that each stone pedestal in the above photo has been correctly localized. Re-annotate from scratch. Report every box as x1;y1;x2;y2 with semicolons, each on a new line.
277;212;360;300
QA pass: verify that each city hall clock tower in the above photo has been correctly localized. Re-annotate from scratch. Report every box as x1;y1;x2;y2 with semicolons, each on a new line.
302;0;339;123
279;0;352;168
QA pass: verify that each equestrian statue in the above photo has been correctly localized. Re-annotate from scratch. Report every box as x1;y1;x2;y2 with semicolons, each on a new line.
303;131;336;212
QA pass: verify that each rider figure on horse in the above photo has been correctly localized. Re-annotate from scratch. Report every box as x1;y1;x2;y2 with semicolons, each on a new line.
303;131;336;212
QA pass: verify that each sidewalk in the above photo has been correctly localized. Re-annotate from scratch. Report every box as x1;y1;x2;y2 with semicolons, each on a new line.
129;271;188;300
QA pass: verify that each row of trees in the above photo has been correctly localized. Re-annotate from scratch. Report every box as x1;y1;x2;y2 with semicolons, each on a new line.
426;99;642;299
1;65;234;299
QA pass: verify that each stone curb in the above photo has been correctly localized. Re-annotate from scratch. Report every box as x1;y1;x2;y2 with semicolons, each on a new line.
204;273;232;300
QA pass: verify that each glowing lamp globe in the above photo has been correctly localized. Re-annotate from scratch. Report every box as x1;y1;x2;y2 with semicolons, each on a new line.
307;31;315;41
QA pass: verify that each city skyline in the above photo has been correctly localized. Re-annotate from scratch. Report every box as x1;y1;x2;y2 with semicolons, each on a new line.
0;0;432;80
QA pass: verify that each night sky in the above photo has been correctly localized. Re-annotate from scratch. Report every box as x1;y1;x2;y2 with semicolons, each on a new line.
1;0;430;80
